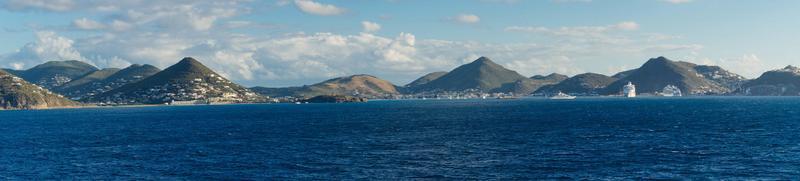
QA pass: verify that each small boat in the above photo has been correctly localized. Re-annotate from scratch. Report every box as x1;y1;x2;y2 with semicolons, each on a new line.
549;91;576;100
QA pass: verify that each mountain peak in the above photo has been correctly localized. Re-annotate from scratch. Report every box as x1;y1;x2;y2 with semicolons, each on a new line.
127;64;160;71
165;57;215;75
463;56;504;70
349;74;377;78
34;60;97;70
640;56;695;72
472;56;494;64
320;74;380;83
644;56;672;65
410;57;526;92
177;57;202;65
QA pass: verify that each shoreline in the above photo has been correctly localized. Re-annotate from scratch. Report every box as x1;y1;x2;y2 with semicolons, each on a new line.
4;95;800;111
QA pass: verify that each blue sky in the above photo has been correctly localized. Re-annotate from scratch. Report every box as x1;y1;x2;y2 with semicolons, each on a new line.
0;0;798;86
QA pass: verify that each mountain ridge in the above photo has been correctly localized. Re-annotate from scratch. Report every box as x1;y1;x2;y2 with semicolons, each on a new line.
58;64;161;99
10;60;99;90
536;73;616;95
739;65;800;96
601;56;743;95
252;74;400;98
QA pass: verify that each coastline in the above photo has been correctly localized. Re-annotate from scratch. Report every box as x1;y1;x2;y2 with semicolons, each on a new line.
4;95;798;111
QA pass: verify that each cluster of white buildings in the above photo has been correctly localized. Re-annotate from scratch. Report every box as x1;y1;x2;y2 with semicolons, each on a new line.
396;89;519;100
100;73;261;105
36;75;73;89
64;75;152;100
0;75;24;87
0;74;63;98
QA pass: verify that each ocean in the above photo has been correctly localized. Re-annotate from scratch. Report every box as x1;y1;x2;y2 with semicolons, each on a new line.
1;97;799;179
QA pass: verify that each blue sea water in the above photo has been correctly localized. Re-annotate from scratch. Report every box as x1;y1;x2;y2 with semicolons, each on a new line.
1;97;800;179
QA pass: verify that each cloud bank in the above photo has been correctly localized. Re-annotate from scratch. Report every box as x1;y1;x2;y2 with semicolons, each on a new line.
0;0;707;87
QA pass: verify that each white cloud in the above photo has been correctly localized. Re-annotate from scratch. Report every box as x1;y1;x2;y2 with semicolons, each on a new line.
361;21;381;33
662;0;692;4
642;44;703;52
691;54;766;79
13;1;248;32
505;21;640;35
73;18;105;30
452;14;480;24
504;21;644;45
479;0;521;4
552;0;593;3
109;20;133;31
1;31;89;69
0;27;708;86
2;0;74;11
294;0;346;16
615;21;640;31
0;1;710;87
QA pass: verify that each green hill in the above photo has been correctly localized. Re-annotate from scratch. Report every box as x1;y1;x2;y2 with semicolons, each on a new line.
252;74;400;98
536;73;617;95
531;73;569;82
58;64;161;99
0;70;79;109
12;60;99;89
404;71;448;88
57;68;121;91
488;74;567;95
91;57;261;104
408;57;528;93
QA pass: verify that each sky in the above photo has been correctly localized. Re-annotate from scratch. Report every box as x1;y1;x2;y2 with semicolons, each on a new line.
0;0;798;87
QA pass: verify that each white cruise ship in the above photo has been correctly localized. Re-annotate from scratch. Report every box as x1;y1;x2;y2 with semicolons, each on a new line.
660;85;682;97
623;82;636;97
